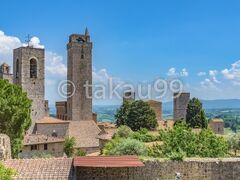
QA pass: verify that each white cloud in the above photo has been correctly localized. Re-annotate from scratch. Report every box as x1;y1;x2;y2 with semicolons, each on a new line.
167;67;188;77
45;52;67;77
180;68;188;77
167;67;176;76
23;36;44;49
197;72;206;76
221;60;240;85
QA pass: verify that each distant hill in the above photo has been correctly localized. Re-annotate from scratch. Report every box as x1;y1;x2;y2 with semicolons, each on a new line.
163;99;240;111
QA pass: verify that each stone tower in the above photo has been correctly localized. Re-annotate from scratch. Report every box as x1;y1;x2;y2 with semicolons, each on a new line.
13;47;45;132
173;92;190;121
0;63;13;83
147;100;162;121
67;29;93;121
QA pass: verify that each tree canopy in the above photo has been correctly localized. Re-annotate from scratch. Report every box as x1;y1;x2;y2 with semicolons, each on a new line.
186;97;208;128
0;79;32;158
115;100;158;131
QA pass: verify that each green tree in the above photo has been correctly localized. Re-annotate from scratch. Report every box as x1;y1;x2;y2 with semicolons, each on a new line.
103;138;148;156
64;137;76;157
115;101;131;127
0;163;15;180
197;128;228;157
186;98;208;128
75;148;86;157
227;133;240;156
0;79;32;158
126;100;157;131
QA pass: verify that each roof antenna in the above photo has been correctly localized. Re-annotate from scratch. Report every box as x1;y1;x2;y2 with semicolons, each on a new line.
25;34;33;47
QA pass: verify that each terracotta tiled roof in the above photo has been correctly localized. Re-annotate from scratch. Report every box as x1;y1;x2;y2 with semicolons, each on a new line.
23;134;64;145
74;156;144;167
4;158;74;180
210;118;224;123
36;116;70;124
69;120;101;148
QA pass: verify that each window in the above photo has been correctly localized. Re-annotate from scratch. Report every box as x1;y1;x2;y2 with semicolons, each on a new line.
81;48;84;59
30;58;37;78
31;145;38;151
16;59;19;78
44;144;48;150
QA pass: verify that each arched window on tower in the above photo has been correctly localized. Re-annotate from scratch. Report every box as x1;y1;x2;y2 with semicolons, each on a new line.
81;48;84;59
30;58;37;78
16;59;19;78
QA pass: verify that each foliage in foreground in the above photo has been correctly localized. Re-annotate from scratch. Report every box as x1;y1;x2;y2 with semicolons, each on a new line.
0;163;15;180
115;100;158;131
227;133;240;156
157;123;228;159
0;79;32;158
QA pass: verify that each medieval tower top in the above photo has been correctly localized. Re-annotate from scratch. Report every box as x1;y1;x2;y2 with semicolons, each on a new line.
67;29;93;121
13;46;45;132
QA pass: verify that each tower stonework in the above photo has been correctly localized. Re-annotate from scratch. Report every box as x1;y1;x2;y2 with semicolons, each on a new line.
67;30;93;121
13;47;45;132
173;92;190;121
0;63;13;83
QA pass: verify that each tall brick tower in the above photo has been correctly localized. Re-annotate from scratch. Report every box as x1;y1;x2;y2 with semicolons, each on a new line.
13;46;45;132
173;92;190;121
67;28;93;121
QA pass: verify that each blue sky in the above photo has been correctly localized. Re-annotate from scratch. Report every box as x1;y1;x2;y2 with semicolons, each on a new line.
1;0;240;105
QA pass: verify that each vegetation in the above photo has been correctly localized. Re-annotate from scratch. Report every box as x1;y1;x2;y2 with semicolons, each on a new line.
103;138;148;156
227;133;240;156
64;137;76;157
75;148;87;156
0;79;32;158
113;125;133;138
186;98;208;129
0;163;15;180
115;100;158;131
115;101;131;127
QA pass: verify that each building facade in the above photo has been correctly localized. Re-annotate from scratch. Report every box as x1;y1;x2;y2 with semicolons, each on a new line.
13;47;45;132
0;63;13;83
67;29;93;121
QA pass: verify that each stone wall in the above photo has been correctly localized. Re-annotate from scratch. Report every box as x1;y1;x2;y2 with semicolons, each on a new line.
173;92;190;121
147;100;162;121
0;134;11;160
76;158;240;180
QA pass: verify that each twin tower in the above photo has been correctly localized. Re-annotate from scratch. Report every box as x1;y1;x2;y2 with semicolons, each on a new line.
10;29;93;132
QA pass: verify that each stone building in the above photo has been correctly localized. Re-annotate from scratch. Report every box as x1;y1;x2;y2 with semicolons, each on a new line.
0;134;11;160
173;92;190;121
0;63;13;83
13;46;45;132
20;133;65;158
56;101;68;120
147;100;162;121
208;118;224;134
67;29;93;121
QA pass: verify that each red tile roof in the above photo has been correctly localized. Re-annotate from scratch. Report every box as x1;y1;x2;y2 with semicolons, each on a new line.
74;156;144;168
23;134;64;145
4;158;74;179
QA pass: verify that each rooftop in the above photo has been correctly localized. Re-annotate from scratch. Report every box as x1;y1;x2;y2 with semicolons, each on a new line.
23;134;64;145
69;120;101;148
74;156;144;168
210;118;224;123
4;158;74;179
36;116;70;124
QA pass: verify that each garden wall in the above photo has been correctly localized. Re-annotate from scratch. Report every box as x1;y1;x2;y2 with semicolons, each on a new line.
76;158;240;180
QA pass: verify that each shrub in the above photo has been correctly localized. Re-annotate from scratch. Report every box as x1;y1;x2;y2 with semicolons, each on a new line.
227;133;240;156
0;163;15;180
103;138;148;156
167;149;186;161
113;125;133;138
75;149;87;157
64;137;76;157
131;128;158;142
